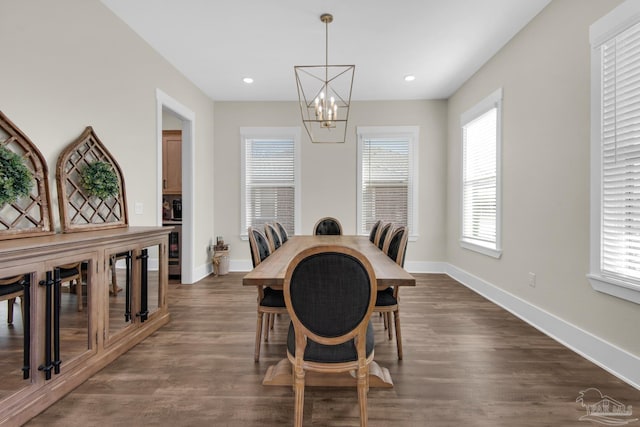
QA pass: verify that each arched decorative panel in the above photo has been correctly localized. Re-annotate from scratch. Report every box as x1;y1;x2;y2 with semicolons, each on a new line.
56;126;128;232
0;111;54;240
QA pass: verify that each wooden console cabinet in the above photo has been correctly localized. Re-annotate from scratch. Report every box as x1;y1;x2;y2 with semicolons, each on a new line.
0;227;171;426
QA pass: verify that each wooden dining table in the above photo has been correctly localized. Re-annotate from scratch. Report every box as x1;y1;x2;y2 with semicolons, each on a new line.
243;235;416;388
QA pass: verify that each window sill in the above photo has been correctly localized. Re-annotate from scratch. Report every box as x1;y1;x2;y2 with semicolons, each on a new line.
460;239;502;259
587;273;640;304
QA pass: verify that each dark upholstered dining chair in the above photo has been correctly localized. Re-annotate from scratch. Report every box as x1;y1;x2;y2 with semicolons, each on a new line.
375;225;409;360
274;221;289;243
58;262;84;312
375;222;392;250
264;223;282;252
313;216;342;235
284;245;377;427
1;275;26;325
368;220;382;243
248;226;287;362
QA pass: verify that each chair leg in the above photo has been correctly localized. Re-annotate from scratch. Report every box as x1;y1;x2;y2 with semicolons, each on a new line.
76;280;84;312
387;312;393;340
293;365;306;427
382;311;388;330
357;366;369;427
264;314;271;342
111;256;118;295
269;312;275;330
254;311;264;362
394;310;403;360
7;298;15;324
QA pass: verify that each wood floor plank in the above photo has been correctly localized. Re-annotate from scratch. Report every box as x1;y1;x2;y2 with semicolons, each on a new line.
24;273;640;426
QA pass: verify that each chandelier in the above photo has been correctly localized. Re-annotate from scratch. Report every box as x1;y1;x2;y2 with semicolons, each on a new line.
295;14;355;143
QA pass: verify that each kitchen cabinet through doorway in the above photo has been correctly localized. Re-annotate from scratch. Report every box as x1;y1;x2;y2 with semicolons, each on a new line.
162;130;182;194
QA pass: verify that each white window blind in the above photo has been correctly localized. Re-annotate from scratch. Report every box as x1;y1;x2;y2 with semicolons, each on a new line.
600;21;640;281
241;128;300;237
588;0;640;303
357;127;418;238
463;109;497;246
460;88;502;258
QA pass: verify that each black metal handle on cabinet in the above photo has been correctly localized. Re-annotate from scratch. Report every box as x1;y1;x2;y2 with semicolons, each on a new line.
38;272;54;380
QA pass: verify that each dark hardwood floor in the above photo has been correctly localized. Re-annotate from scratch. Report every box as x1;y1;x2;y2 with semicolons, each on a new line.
25;273;640;426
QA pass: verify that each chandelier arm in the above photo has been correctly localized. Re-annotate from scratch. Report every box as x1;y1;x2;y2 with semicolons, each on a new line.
295;66;328;80
326;67;354;83
295;75;315;110
295;71;328;109
325;67;355;106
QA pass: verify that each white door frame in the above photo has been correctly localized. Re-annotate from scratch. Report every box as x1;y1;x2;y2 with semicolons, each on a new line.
156;89;196;284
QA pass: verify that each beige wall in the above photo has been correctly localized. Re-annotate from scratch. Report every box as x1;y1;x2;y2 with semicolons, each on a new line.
162;111;183;130
0;0;216;273
5;0;636;377
446;0;640;356
213;100;448;268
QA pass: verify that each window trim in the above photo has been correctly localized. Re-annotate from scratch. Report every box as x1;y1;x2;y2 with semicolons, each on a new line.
239;127;301;240
459;88;503;259
356;126;419;241
588;0;640;304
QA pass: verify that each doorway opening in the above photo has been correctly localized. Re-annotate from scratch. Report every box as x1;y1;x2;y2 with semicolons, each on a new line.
156;89;195;284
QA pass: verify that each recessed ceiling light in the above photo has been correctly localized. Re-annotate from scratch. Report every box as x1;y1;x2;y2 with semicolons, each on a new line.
404;75;416;82
243;77;254;84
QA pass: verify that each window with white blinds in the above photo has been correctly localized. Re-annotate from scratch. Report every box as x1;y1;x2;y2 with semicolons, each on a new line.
589;1;640;304
460;89;502;258
356;126;418;238
601;22;640;281
240;128;300;238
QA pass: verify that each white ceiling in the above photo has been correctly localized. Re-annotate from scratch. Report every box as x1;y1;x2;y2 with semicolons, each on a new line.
101;0;551;102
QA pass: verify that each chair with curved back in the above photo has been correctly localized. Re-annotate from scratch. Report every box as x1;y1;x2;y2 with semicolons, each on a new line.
313;217;342;235
372;222;390;325
248;226;287;362
374;222;392;250
375;225;409;359
274;221;289;243
264;223;282;252
284;245;377;427
368;220;382;243
1;275;26;325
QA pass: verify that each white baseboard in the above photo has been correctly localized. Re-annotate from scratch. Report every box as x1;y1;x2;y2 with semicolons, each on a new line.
446;264;640;390
116;258;212;284
404;260;448;274
192;262;213;283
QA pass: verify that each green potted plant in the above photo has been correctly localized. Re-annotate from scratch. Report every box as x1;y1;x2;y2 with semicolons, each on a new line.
0;145;34;207
79;161;119;199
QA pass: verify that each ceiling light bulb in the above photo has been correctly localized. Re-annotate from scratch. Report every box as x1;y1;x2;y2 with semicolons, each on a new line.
243;77;254;84
404;75;416;82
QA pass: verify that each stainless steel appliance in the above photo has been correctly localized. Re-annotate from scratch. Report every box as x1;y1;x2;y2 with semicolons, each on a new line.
172;199;182;220
165;223;181;277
